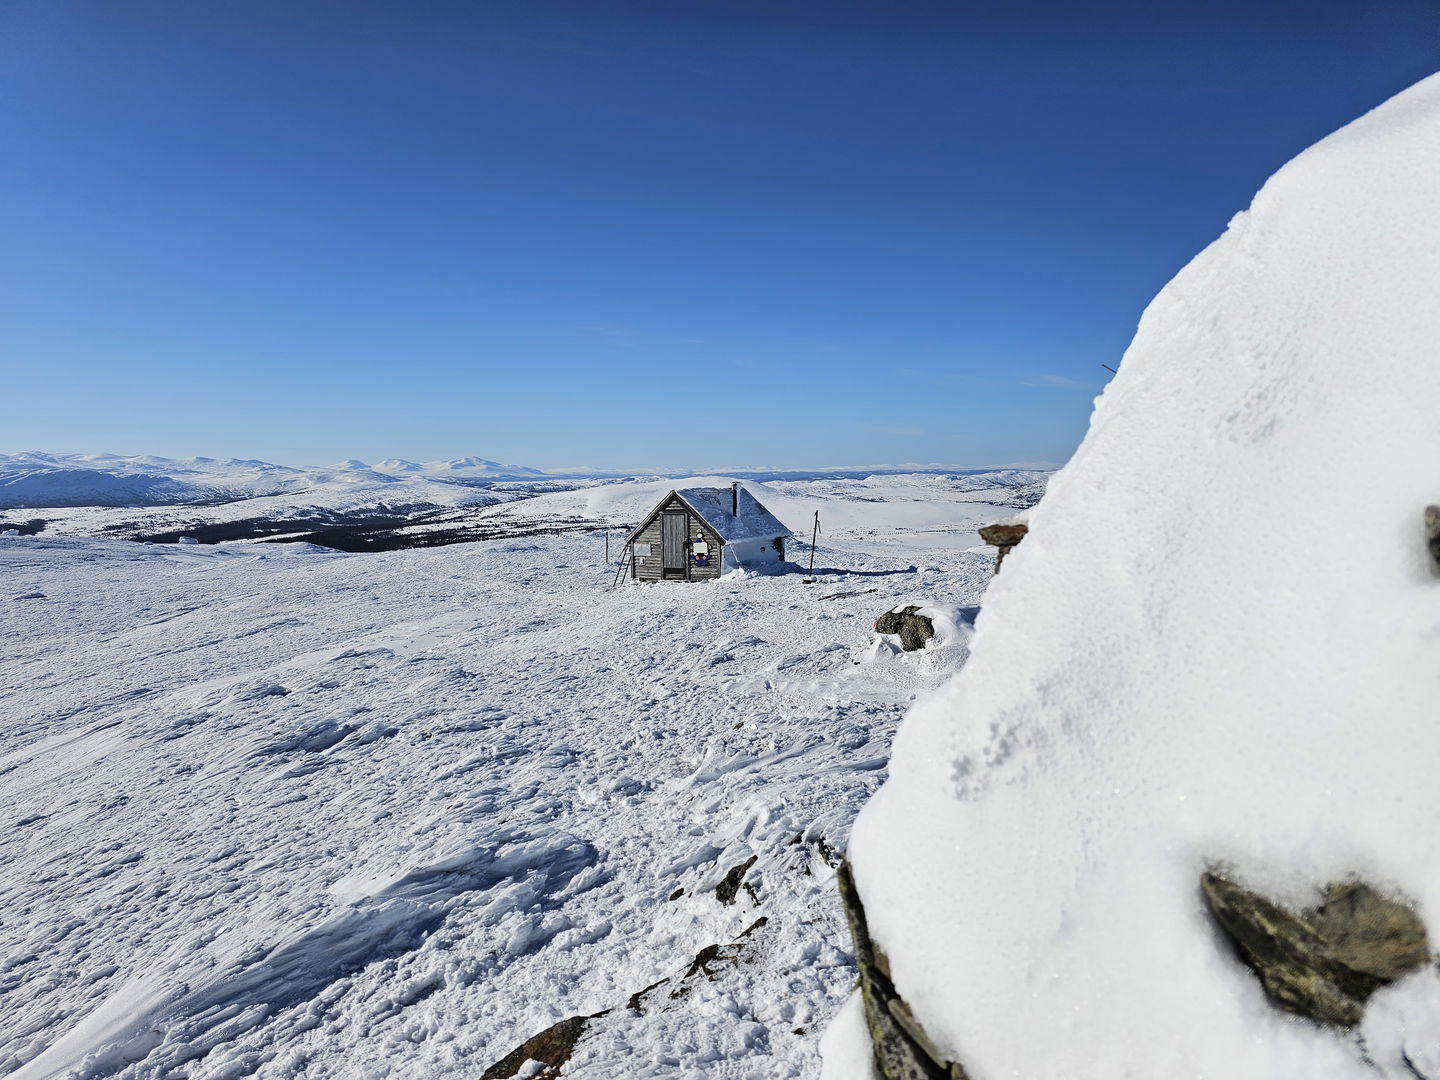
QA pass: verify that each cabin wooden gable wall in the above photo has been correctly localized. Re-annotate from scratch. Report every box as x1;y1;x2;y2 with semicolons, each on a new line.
631;494;723;581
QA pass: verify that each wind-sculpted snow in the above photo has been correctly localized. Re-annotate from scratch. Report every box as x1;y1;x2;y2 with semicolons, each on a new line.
0;524;995;1078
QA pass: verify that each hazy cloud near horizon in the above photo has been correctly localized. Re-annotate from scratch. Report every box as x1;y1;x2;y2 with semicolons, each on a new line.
1022;374;1093;390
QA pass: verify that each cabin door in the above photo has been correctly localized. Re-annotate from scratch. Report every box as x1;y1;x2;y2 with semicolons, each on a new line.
661;513;687;579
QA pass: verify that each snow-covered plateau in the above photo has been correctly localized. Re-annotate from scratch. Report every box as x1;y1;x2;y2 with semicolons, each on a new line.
1;469;1037;1078
0;467;1048;555
823;71;1440;1080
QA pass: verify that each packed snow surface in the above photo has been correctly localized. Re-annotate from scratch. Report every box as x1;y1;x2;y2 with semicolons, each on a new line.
0;467;1032;1078
827;74;1440;1078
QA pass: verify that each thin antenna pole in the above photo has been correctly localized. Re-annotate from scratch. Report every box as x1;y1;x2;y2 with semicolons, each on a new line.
804;510;819;583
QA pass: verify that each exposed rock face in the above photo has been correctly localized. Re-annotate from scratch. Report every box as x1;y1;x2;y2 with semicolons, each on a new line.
715;854;758;905
1426;505;1440;572
1201;872;1430;1029
976;522;1028;574
874;606;935;652
837;861;969;1079
481;1014;597;1080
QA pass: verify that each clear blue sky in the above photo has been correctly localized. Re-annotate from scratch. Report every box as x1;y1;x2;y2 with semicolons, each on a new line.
4;2;1438;470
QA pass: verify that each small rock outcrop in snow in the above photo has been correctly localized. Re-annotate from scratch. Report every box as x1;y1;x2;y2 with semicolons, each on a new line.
869;604;979;660
481;1015;591;1080
715;855;759;905
480;916;772;1079
873;606;936;652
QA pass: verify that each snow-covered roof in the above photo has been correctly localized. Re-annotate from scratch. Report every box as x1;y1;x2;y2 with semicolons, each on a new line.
628;486;790;544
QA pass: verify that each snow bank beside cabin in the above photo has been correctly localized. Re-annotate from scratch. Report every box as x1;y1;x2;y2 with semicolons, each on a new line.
827;74;1440;1078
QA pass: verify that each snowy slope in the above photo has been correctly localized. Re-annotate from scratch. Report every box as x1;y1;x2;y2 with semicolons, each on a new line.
1;513;996;1078
826;73;1440;1079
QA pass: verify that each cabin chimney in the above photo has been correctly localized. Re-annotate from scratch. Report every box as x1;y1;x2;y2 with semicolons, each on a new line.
731;482;738;516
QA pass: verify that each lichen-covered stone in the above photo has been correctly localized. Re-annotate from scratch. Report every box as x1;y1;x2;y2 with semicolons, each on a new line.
1201;872;1430;1029
1308;880;1430;980
874;606;935;652
480;1014;598;1080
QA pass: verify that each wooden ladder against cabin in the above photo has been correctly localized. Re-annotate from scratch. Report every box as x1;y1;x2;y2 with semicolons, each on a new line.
610;541;634;588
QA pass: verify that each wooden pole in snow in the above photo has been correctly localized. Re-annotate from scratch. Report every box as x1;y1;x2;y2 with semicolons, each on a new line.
604;529;609;564
804;511;819;583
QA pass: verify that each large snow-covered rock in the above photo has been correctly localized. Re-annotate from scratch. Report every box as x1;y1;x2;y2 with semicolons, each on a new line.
826;75;1440;1078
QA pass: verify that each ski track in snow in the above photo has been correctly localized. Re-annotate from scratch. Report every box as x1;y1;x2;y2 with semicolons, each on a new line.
0;526;994;1079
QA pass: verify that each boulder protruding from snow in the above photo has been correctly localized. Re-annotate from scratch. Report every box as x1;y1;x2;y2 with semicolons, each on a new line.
715;854;758;905
1202;873;1430;1029
481;1015;595;1080
874;606;935;652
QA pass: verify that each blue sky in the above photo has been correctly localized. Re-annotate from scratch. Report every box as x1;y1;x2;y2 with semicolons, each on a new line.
4;2;1438;470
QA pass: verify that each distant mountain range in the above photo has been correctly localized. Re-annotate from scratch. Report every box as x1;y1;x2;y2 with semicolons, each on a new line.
0;451;1057;510
0;452;559;509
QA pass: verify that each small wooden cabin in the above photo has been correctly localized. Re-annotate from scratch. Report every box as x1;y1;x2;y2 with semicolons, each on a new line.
626;484;789;582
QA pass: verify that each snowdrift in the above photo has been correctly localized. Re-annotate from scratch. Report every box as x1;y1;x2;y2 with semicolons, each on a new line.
827;74;1440;1078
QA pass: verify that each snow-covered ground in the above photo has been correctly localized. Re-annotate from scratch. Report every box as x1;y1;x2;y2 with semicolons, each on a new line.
0;470;1018;1077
